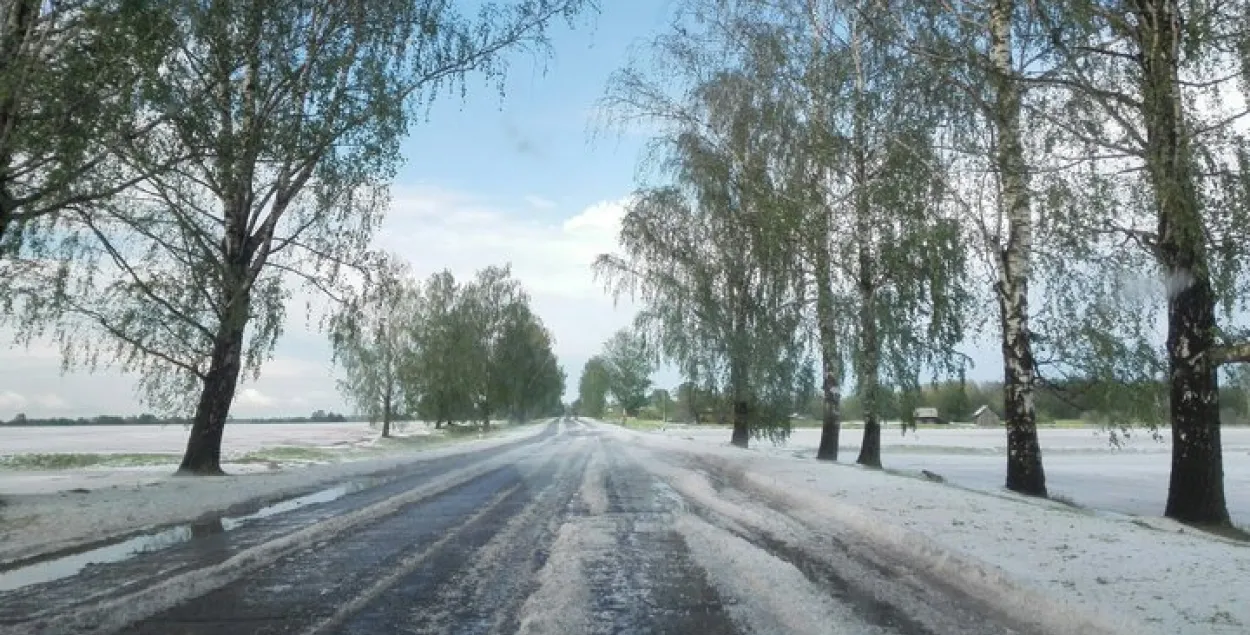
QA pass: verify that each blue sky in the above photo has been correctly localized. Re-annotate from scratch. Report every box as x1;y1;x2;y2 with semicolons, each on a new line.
0;0;1010;419
396;1;681;204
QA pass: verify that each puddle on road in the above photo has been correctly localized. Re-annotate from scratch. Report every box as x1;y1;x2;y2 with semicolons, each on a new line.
0;481;372;592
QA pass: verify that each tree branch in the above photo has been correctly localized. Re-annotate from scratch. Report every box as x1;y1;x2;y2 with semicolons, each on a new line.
78;212;218;342
1213;343;1250;366
58;295;208;380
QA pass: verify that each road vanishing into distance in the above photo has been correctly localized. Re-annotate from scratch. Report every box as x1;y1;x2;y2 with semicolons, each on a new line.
1;420;1046;635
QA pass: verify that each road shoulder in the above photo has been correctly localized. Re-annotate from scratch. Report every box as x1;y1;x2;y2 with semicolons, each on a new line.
594;420;1250;635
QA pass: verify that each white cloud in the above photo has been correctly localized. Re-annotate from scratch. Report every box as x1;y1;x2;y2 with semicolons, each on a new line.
0;390;28;412
34;393;69;409
377;185;642;389
235;388;276;408
380;184;632;303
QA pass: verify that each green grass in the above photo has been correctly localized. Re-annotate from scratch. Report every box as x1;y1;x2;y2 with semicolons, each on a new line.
1184;521;1250;543
613;418;670;431
1048;493;1084;509
788;418;823;428
372;433;446;449
441;423;495;437
1038;419;1097;429
234;446;341;464
0;453;179;470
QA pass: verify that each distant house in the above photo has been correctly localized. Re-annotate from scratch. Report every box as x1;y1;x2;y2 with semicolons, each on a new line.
972;405;1001;427
913;407;944;425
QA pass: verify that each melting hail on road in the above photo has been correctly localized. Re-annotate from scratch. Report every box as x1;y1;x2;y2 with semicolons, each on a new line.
2;420;1059;635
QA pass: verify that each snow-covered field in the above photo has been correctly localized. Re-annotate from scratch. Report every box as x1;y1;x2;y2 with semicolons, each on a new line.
602;422;1250;635
657;425;1250;526
0;422;415;456
0;421;448;498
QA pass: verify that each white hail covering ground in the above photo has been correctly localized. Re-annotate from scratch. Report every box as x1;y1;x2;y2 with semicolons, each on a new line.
0;421;432;455
3;420;1248;634
607;422;1250;635
0;423;541;563
671;425;1250;526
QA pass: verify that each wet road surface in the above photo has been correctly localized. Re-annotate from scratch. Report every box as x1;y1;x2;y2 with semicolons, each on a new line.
1;420;1038;635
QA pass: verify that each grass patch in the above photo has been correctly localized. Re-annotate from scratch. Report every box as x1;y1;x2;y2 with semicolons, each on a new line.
1185;522;1250;543
1049;493;1084;509
0;453;178;470
615;418;669;431
374;433;445;448
789;418;823;428
379;420;531;445
441;423;493;437
234;446;340;464
1037;419;1097;429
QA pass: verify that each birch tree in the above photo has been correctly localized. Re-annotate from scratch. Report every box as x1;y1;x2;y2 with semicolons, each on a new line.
6;0;593;474
1032;0;1250;524
404;266;562;426
599;54;809;446
789;0;970;467
459;265;529;427
878;0;1055;493
600;328;654;419
985;0;1048;493
602;0;964;452
330;255;419;438
489;297;564;421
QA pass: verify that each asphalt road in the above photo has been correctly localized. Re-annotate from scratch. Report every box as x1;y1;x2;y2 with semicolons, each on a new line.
1;420;1044;635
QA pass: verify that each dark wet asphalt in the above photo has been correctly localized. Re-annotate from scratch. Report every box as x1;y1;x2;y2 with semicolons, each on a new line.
111;421;739;635
2;420;1035;635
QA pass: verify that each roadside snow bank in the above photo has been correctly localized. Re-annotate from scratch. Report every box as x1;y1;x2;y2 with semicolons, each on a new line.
597;422;1250;635
0;423;546;564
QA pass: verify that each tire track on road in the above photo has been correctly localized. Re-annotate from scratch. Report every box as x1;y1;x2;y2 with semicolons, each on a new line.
320;438;589;635
576;443;741;634
630;443;1037;635
117;465;534;635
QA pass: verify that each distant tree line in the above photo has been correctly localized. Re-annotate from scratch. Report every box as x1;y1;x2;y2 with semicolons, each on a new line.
331;259;566;438
588;376;1250;428
2;411;353;426
815;379;1250;427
